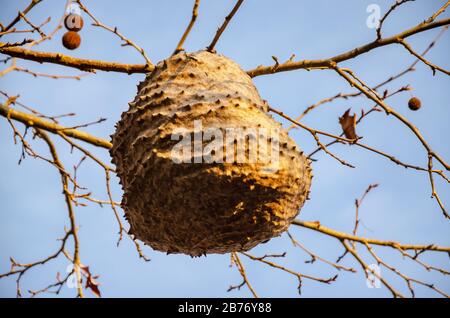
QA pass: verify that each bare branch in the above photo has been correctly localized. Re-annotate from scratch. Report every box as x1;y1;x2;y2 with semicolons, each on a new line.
287;232;356;273
0;43;154;74
76;0;152;65
18;11;47;38
1;0;43;33
206;0;244;52
377;0;415;40
288;26;448;129
341;240;404;298
35;129;84;297
364;242;449;297
353;183;379;238
332;66;449;216
228;252;258;298
292;219;450;253
241;251;337;295
398;38;450;76
246;18;450;77
0;103;112;149
173;0;201;55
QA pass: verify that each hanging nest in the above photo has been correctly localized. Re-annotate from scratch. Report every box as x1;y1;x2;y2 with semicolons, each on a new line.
110;51;312;256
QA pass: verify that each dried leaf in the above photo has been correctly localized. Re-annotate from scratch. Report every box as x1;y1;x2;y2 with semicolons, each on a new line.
339;108;358;141
80;264;101;297
85;277;101;298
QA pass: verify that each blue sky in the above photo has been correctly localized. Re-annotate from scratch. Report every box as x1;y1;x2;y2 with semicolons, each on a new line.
0;0;449;297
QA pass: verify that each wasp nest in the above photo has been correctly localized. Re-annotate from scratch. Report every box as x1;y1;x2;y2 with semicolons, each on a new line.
110;51;312;256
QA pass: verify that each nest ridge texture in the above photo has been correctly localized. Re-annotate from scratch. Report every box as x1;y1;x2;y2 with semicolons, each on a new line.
110;51;312;256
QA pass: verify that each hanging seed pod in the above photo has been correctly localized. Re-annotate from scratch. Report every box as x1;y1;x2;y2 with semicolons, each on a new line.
408;97;421;111
110;51;312;256
64;13;84;32
62;31;81;50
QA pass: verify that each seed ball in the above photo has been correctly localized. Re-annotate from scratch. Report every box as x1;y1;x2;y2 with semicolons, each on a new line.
62;31;81;50
64;14;84;32
110;51;312;256
408;97;421;111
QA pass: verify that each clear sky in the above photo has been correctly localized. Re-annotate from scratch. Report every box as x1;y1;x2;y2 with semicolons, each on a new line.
0;0;449;297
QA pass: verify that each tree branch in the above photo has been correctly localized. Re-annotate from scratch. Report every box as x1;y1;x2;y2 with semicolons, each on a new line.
35;129;84;298
1;0;43;33
398;38;450;75
0;103;112;149
76;0;152;65
173;0;201;55
0;43;154;74
246;18;450;77
292;219;450;252
206;0;244;52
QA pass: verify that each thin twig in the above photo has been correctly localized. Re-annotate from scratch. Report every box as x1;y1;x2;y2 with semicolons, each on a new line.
377;0;415;39
76;0;152;65
1;0;43;33
292;219;450;252
246;18;450;77
207;0;245;52
173;0;201;55
229;252;258;298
